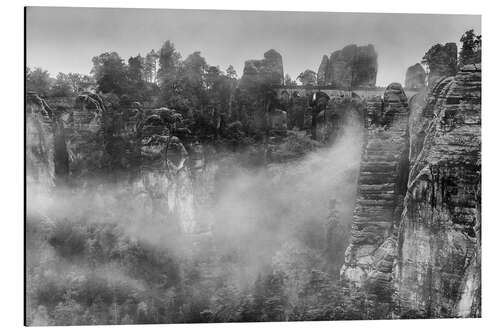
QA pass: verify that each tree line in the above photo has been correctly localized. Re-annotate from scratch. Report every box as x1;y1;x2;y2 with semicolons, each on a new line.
26;40;238;110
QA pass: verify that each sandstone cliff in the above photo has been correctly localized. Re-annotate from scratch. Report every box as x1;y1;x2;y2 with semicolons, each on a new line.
404;63;426;90
238;49;284;130
240;49;284;88
340;82;410;318
317;44;377;89
316;55;329;86
395;64;481;318
25;93;201;233
340;64;481;318
26;93;57;188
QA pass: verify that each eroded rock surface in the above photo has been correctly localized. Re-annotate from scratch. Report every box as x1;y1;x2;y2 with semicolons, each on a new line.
317;44;378;89
26;93;57;187
395;64;481;318
317;55;329;86
240;49;284;87
341;82;409;317
341;64;481;319
405;63;426;90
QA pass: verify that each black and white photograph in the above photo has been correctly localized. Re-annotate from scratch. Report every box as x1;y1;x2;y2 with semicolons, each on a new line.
20;3;485;328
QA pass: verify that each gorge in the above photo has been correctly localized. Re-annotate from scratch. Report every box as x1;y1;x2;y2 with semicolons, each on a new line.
25;37;481;324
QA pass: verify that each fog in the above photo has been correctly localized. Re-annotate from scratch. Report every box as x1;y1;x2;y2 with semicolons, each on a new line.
26;114;364;295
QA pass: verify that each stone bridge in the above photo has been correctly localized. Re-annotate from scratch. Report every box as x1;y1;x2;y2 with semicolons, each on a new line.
273;85;420;100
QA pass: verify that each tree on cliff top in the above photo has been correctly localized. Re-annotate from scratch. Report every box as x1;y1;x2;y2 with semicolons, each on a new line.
127;55;144;83
459;29;481;67
144;49;159;84
158;41;181;87
66;73;95;94
226;65;237;80
174;51;209;108
26;67;52;95
422;43;457;85
157;41;182;105
50;72;73;97
91;52;128;95
127;55;150;101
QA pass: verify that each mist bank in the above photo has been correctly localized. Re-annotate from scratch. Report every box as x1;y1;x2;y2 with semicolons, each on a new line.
26;95;366;324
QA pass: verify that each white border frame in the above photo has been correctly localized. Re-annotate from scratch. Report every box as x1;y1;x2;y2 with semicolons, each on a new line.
3;0;497;332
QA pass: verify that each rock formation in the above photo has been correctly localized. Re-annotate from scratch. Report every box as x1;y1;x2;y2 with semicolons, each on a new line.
26;93;57;188
240;49;284;88
238;49;285;130
404;63;426;90
269;109;288;132
340;64;481;319
341;82;410;318
364;96;383;128
395;64;481;318
423;42;458;86
25;93;202;233
317;44;378;89
317;55;329;85
26;93;71;187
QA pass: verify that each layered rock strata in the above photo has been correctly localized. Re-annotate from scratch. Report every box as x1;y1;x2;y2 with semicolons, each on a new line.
341;83;410;317
395;64;481;318
26;93;57;187
240;49;284;87
26;94;201;234
317;44;378;89
341;64;481;319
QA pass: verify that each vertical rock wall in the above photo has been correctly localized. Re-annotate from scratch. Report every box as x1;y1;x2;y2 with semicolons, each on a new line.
395;64;481;318
340;83;409;317
26;94;204;235
404;63;426;90
240;49;284;87
340;64;481;319
26;94;57;188
317;44;378;89
238;49;284;130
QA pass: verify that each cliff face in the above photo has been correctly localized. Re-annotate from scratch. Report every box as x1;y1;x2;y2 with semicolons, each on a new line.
341;64;481;319
405;63;426;90
317;44;377;89
395;64;481;318
240;49;284;88
25;93;202;234
26;93;57;188
238;49;284;129
340;82;410;318
317;55;329;86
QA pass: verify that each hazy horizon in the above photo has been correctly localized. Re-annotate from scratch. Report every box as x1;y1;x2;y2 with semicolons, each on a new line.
26;7;481;86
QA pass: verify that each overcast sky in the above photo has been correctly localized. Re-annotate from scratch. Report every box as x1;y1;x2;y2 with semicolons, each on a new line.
26;7;480;86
